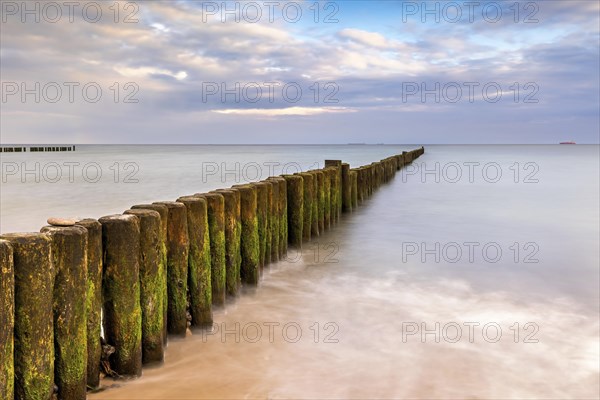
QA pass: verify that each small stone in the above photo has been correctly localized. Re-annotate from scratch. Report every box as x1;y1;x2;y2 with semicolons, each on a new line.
47;218;76;226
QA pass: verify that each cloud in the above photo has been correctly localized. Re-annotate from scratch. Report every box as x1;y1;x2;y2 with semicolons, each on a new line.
0;0;598;143
213;106;356;117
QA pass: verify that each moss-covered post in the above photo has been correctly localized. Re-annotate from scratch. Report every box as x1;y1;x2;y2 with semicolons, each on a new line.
324;167;337;225
360;166;366;198
398;153;406;169
265;179;280;262
0;240;14;400
123;209;164;364
297;172;313;242
403;151;411;164
267;177;287;258
175;197;212;327
40;225;88;400
195;193;226;306
98;215;142;377
368;164;374;191
313;171;325;233
350;170;358;210
357;168;365;204
131;204;168;345
308;171;320;237
234;185;260;285
251;182;269;270
263;182;273;266
341;163;352;213
323;169;331;230
213;189;242;297
283;175;303;247
371;163;379;190
153;201;189;337
74;219;102;389
386;158;393;182
335;164;343;219
372;162;379;189
273;177;288;257
0;233;54;400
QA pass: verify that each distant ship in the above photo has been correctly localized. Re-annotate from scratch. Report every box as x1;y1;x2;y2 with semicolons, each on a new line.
560;141;576;144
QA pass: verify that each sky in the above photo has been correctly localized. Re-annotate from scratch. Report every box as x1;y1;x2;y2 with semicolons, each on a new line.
0;0;599;144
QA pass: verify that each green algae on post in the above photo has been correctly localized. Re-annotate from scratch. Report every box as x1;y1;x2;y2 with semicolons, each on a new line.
131;204;169;345
350;170;358;210
153;201;189;337
262;182;273;266
325;160;342;222
0;233;54;400
175;197;213;328
40;225;88;400
313;170;325;233
234;185;260;285
324;167;337;225
195;193;226;306
75;219;102;389
213;189;242;297
266;176;288;258
123;209;165;364
322;169;331;230
98;215;143;377
341;163;352;213
0;240;14;400
308;171;320;237
282;175;303;247
266;179;280;262
279;178;288;256
251;182;269;271
297;172;313;242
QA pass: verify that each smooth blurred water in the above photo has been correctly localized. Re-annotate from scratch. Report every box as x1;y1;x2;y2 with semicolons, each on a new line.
2;145;598;399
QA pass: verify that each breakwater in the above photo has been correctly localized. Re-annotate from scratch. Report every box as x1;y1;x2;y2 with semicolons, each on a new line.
0;147;424;400
0;146;76;153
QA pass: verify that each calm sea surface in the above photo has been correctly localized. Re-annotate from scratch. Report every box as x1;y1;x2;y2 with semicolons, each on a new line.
1;145;598;399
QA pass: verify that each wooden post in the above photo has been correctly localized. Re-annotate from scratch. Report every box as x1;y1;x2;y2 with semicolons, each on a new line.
297;172;313;242
350;170;358;210
313;170;325;233
341;163;352;212
0;233;55;400
250;182;269;271
153;202;189;337
175;197;213;327
131;204;168;345
271;177;288;258
213;189;242;297
123;209;165;364
40;225;88;400
308;171;320;237
98;215;142;376
75;219;102;389
194;193;226;306
265;179;280;262
282;175;303;247
0;240;14;400
232;185;260;285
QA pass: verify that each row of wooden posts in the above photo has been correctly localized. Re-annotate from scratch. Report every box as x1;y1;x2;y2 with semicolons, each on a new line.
0;147;425;400
0;146;76;153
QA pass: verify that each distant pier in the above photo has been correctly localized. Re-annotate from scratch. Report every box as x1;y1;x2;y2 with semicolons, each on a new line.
0;146;76;153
